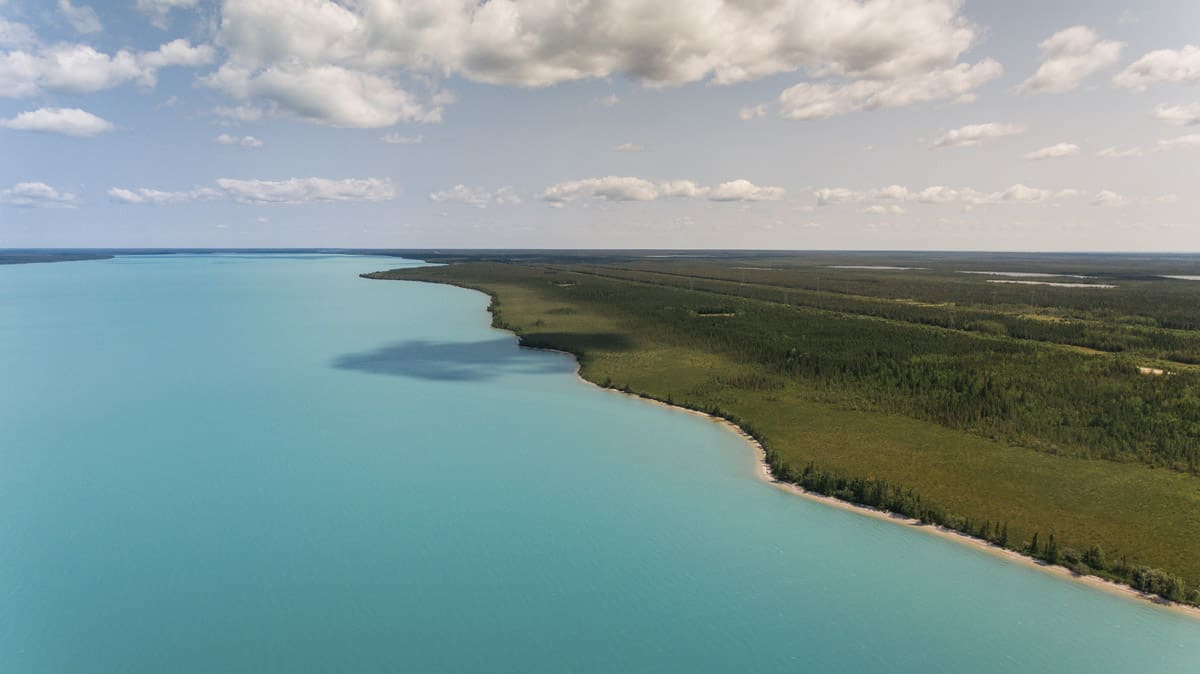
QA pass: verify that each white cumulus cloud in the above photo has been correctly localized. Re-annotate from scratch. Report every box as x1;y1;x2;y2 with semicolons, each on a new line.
863;205;905;215
0;39;214;98
708;179;785;202
220;0;979;86
1;107;113;136
657;180;709;198
543;176;660;202
1114;45;1200;90
202;63;443;128
1;181;79;208
207;0;982;126
215;177;396;204
1019;26;1122;94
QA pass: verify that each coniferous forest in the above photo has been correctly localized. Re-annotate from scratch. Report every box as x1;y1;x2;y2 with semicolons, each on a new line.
367;251;1200;606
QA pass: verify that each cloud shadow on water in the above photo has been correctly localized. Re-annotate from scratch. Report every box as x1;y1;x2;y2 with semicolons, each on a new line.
331;338;576;381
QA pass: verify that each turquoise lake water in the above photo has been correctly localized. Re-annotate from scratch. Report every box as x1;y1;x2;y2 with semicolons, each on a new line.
1;253;1198;672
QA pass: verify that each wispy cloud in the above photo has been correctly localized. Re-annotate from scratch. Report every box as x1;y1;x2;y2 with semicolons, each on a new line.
739;104;767;120
1024;143;1080;161
1019;26;1122;93
542;177;783;203
1153;103;1200;126
109;178;397;205
215;133;263;148
57;0;102;34
815;184;1080;206
779;60;1002;120
429;185;520;208
135;0;199;29
1095;134;1200;157
931;123;1026;149
381;133;423;144
108;186;222;205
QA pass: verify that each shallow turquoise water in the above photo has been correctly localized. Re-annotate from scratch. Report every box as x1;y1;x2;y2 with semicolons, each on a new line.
1;253;1197;673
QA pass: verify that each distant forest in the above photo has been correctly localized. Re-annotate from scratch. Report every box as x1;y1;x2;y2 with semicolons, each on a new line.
530;261;1200;474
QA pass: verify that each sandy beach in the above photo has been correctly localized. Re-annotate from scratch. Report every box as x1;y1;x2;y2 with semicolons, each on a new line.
541;347;1200;621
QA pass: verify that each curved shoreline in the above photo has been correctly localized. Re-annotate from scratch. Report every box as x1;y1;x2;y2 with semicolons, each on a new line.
374;276;1200;619
520;342;1200;621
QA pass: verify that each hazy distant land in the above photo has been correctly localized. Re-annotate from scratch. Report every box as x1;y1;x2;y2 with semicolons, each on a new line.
0;251;113;265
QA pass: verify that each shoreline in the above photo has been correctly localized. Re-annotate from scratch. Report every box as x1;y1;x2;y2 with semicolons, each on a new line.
521;344;1200;621
370;276;1200;620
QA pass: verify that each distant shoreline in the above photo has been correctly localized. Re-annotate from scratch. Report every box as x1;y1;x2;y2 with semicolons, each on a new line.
0;252;113;265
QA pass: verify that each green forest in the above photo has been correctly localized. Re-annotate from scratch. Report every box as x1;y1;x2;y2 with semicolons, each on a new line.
366;252;1200;606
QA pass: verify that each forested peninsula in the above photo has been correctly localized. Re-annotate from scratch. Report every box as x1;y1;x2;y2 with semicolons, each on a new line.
365;252;1200;608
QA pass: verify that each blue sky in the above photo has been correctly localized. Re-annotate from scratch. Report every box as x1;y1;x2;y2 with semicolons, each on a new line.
1;0;1198;250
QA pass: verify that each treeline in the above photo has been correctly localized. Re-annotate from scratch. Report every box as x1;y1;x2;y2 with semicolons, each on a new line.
674;387;1199;606
761;453;1200;606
